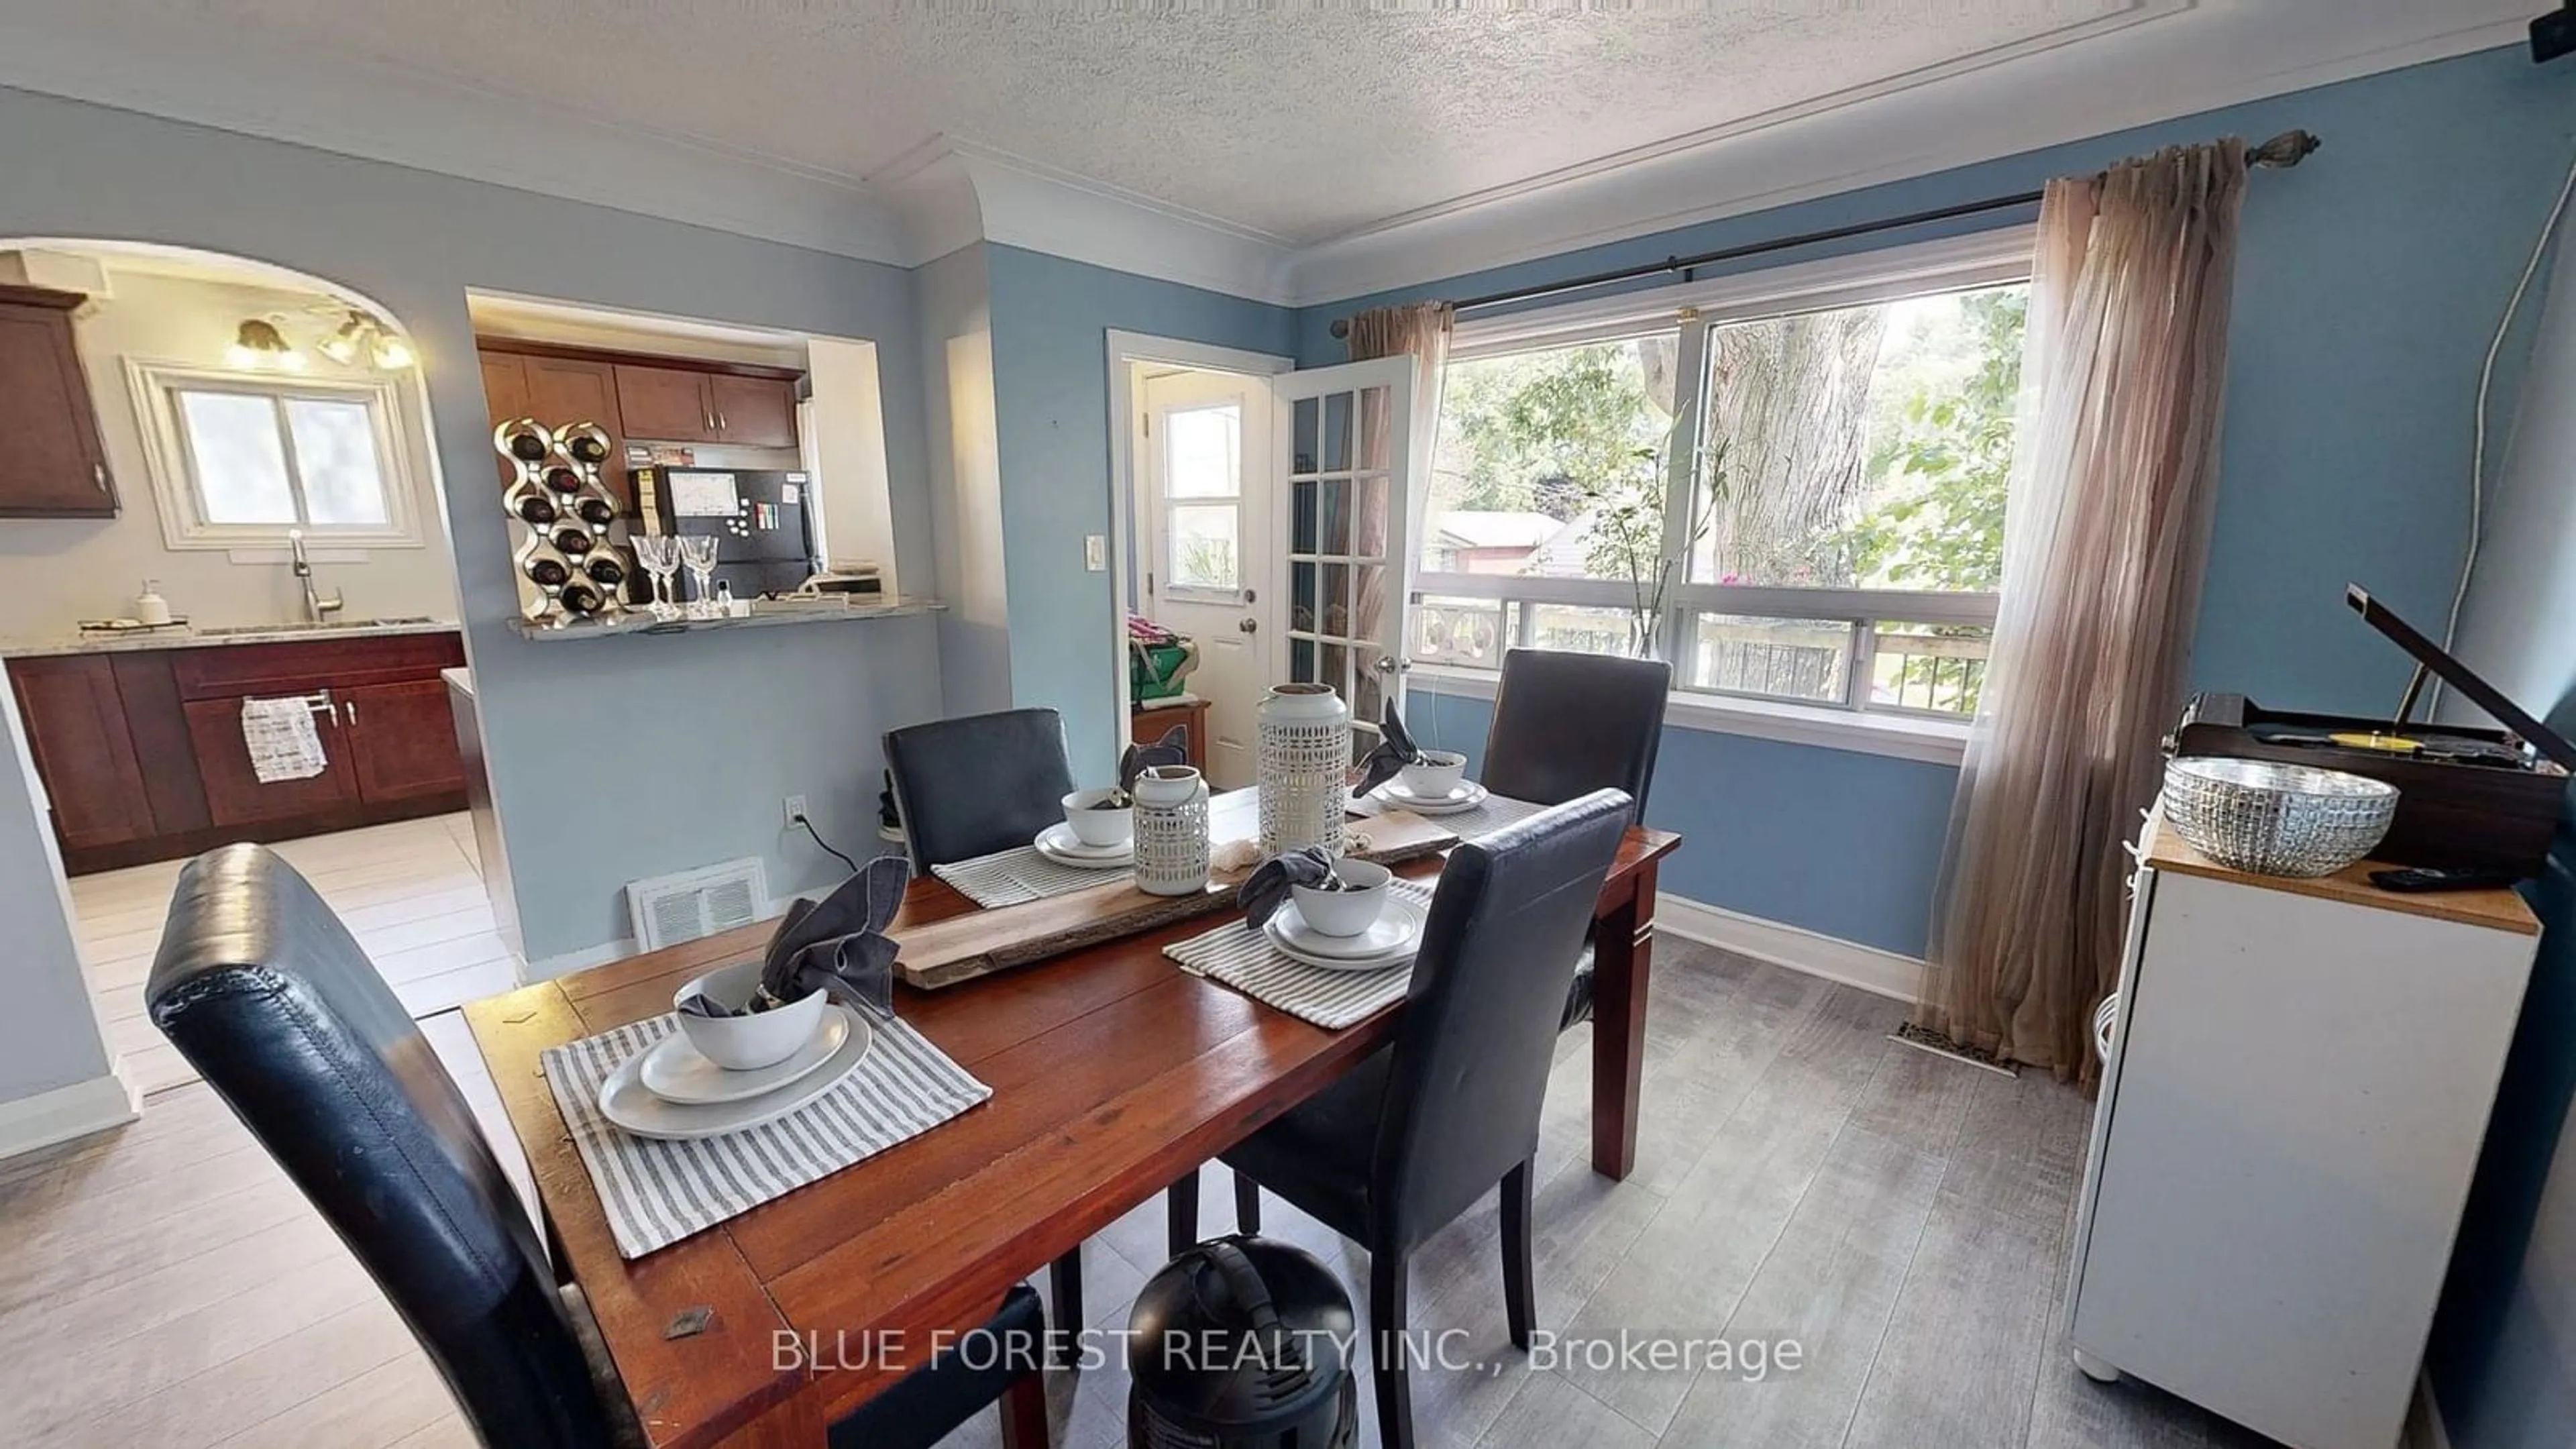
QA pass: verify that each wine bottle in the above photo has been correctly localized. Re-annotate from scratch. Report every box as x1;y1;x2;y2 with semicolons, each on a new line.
583;553;625;588
559;581;603;615
550;525;594;556
543;466;583;494
567;433;608;464
513;492;559;526
574;495;615;527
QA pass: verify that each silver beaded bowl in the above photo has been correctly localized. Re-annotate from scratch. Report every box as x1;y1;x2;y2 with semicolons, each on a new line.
2160;757;2399;878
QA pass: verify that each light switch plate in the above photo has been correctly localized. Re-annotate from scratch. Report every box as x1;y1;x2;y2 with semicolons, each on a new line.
1084;535;1108;572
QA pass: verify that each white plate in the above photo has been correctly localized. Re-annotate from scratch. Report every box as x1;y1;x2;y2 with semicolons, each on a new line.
1374;780;1489;816
1034;822;1133;867
600;1005;873;1140
639;1009;852;1106
1271;896;1426;959
1265;898;1425;972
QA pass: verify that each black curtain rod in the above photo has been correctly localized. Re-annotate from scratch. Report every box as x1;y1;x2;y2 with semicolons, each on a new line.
1328;128;2321;339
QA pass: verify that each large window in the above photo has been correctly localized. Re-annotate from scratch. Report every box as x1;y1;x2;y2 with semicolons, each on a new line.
127;362;422;549
1417;233;2029;720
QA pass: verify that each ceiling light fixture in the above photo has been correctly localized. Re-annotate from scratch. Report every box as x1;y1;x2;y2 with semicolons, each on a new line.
227;316;303;371
312;308;416;371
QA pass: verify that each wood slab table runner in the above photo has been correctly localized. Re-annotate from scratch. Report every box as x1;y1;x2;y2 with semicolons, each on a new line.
890;808;1459;989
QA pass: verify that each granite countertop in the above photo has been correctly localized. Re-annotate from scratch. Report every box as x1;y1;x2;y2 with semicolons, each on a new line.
0;616;462;659
507;595;942;641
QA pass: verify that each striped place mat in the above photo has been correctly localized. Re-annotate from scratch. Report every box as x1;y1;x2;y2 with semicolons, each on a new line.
541;1012;992;1258
1354;790;1552;843
933;844;1129;908
1167;878;1437;1030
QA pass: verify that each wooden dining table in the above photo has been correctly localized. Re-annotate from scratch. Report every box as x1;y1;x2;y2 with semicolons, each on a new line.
464;798;1680;1448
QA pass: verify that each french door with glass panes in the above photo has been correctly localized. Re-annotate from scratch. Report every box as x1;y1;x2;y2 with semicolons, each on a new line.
1271;358;1419;768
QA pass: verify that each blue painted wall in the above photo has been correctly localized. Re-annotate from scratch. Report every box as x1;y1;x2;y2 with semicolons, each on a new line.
1405;686;1954;955
2424;173;2576;1447
1299;44;2576;957
983;246;1297;780
0;84;949;962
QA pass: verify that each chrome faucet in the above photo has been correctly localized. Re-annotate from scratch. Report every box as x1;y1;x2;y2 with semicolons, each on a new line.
287;529;345;625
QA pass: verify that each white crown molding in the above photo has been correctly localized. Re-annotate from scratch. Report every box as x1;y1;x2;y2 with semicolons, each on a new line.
1284;3;2532;307
0;8;918;268
0;3;2533;311
945;140;1301;305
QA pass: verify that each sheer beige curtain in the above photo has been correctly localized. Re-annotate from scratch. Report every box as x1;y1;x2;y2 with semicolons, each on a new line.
1345;304;1453;700
1919;140;2250;1081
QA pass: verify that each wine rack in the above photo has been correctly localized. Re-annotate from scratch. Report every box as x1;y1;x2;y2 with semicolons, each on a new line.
494;419;633;627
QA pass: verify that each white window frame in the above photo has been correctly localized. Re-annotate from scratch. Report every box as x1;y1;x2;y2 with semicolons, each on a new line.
125;358;425;551
1417;226;2035;753
1153;396;1249;603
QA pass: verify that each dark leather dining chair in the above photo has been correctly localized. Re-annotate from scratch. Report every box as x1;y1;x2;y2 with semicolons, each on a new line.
1167;791;1632;1449
881;705;1094;1359
146;843;1051;1449
1481;647;1670;1028
883;707;1079;872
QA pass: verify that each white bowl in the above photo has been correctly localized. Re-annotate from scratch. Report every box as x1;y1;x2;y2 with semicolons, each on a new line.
1291;858;1393;938
1062;788;1136;847
1399;750;1468;799
672;959;827;1073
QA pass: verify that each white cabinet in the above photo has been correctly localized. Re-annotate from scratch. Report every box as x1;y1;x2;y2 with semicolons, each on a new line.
2065;819;2538;1449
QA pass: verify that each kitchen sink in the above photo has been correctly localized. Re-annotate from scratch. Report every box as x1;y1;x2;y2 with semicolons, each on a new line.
199;616;443;636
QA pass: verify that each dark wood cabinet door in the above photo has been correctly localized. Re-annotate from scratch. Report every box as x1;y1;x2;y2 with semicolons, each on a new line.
524;356;633;514
0;287;117;517
709;374;798;448
9;656;154;851
614;364;719;443
184;696;361;826
478;351;531;488
343;679;467;806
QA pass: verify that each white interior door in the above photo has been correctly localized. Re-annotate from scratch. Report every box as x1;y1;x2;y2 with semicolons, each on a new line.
1139;369;1271;788
1271;356;1419;767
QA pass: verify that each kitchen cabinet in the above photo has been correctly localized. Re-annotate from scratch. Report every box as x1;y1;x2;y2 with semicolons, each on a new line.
480;347;633;513
5;631;468;874
344;678;468;804
707;373;799;447
614;362;799;448
0;284;118;517
9;655;154;851
184;694;361;826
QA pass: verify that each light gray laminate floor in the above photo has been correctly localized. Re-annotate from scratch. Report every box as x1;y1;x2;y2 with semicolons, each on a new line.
0;944;2279;1448
67;812;515;1094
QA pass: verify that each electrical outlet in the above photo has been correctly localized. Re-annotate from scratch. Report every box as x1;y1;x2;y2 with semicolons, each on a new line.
1084;535;1108;572
783;794;809;826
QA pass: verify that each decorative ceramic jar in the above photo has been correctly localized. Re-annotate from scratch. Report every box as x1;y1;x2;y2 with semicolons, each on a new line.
1132;765;1212;896
1257;683;1350;857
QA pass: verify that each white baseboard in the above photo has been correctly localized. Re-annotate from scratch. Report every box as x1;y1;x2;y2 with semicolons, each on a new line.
2410;1371;2451;1449
1657;894;1928;1003
0;1062;143;1163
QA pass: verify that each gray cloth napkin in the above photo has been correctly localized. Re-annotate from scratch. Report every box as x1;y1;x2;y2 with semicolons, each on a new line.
1350;702;1425;799
1236;845;1334;930
678;854;908;1020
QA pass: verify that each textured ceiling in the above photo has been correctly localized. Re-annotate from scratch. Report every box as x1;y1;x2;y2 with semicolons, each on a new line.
52;0;2132;243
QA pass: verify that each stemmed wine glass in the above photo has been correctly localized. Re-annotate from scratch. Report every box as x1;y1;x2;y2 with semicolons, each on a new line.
674;535;722;620
630;535;682;621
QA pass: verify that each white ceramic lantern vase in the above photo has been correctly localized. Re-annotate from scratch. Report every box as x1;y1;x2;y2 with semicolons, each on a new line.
1257;683;1350;858
1132;765;1211;896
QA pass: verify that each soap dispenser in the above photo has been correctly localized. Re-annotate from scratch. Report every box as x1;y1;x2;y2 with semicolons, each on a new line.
133;580;173;627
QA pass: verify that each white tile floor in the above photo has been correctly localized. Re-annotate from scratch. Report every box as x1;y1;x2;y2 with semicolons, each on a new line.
68;813;519;1093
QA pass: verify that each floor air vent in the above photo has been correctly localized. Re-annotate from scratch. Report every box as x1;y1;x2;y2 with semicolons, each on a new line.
625;857;769;951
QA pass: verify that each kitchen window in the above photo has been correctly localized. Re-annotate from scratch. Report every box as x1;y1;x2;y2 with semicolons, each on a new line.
1416;228;2031;724
127;361;424;549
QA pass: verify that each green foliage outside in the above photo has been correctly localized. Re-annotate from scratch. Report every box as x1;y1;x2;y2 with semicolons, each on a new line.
1834;288;2026;593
